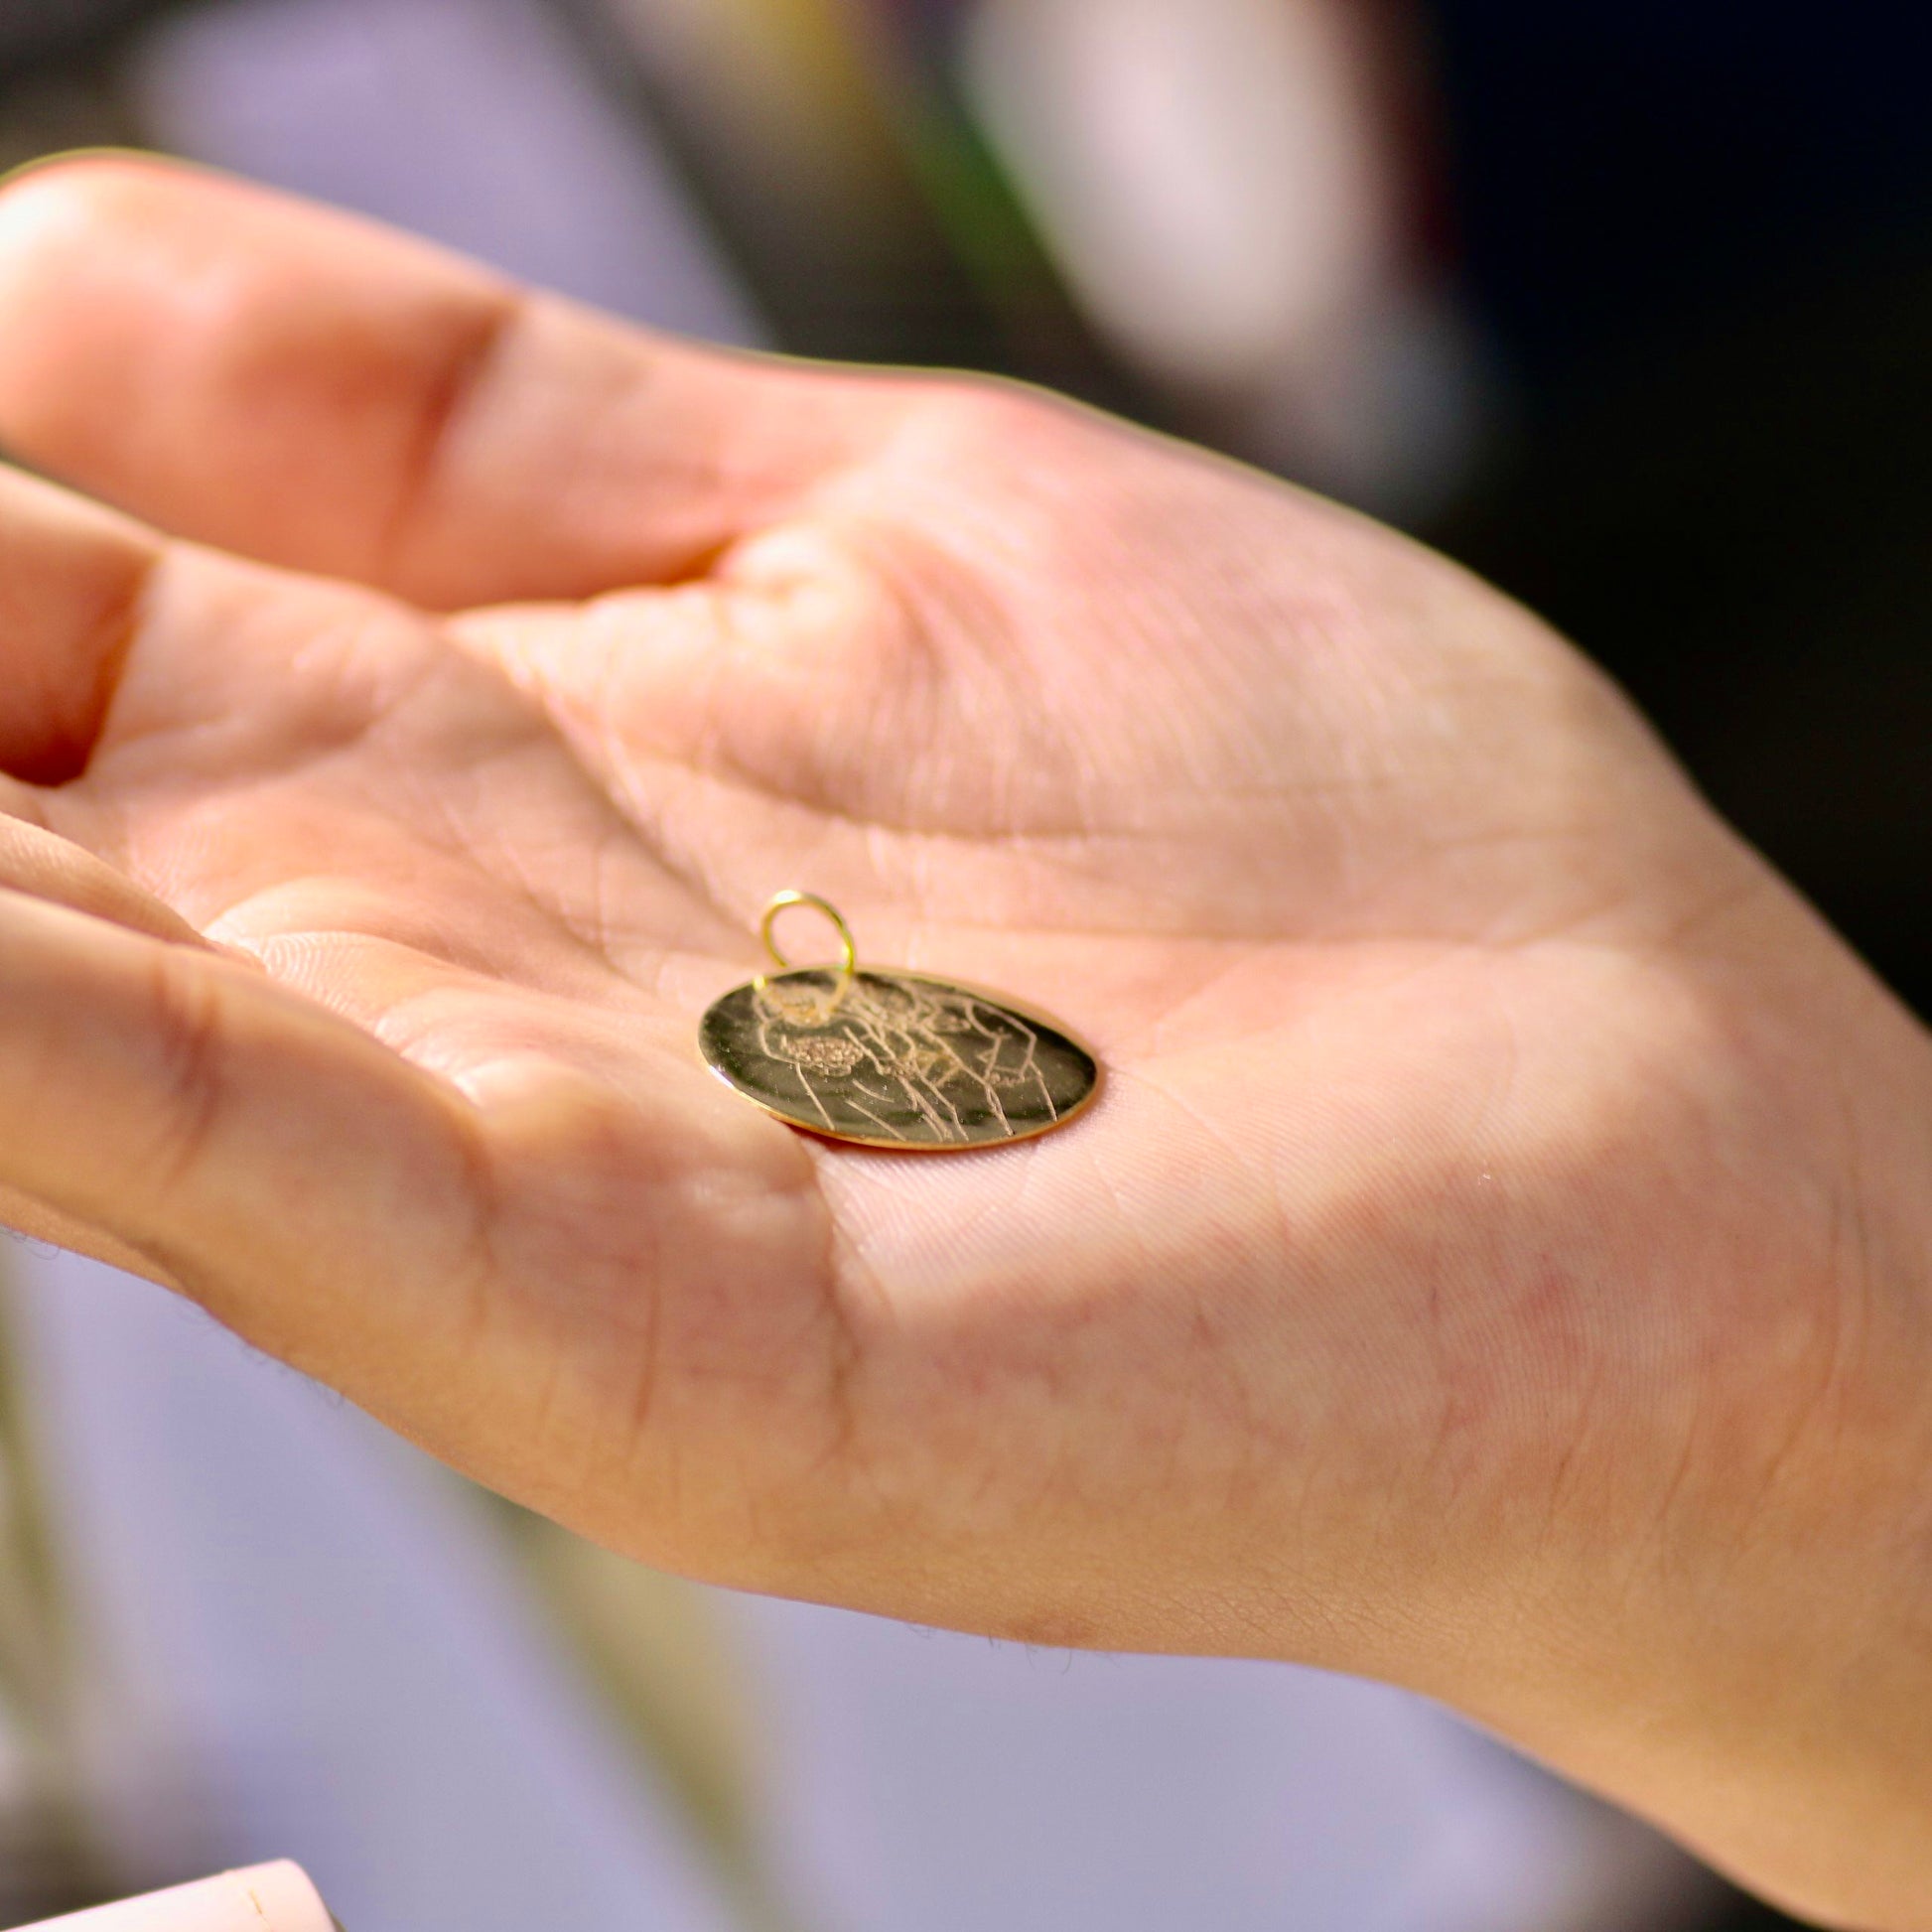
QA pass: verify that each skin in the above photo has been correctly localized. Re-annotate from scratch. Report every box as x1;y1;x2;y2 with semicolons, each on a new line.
0;156;1927;1927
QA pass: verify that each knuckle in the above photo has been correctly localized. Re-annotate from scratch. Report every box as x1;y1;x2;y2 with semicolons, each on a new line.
908;372;1079;464
0;152;169;247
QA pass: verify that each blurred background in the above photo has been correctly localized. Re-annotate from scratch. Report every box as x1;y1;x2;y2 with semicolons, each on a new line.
2;0;1929;1926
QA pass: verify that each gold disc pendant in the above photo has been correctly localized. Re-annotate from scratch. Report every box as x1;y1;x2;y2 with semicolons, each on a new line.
700;893;1100;1151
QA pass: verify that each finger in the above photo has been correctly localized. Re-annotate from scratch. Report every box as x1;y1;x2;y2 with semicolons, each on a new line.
0;1179;182;1287
0;814;171;1283
0;888;484;1377
0;459;158;786
0;809;215;952
0;155;900;609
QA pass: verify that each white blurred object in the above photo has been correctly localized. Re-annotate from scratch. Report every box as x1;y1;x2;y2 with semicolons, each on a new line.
963;0;1487;514
970;0;1388;385
18;1863;333;1932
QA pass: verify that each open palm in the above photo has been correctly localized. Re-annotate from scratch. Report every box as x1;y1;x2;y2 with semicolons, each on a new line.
2;160;1930;1924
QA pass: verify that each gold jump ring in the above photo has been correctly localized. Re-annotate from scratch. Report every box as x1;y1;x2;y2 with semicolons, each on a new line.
760;892;858;977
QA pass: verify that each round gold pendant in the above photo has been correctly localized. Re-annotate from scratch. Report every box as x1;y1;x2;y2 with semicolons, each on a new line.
700;895;1100;1151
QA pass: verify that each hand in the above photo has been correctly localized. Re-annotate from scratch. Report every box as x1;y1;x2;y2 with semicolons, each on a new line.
1;159;1929;1928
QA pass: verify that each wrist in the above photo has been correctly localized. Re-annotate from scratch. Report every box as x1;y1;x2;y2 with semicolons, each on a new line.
1450;913;1932;1928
